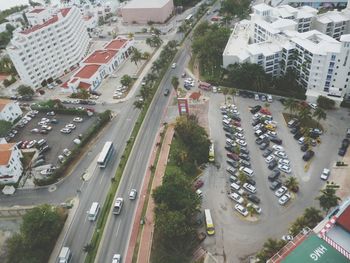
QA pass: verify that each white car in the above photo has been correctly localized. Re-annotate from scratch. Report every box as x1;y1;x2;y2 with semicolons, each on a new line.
243;183;257;194
129;189;137;200
47;111;55;116
73;117;83;122
58;155;65;163
254;94;259;101
247;202;262;214
171;63;176;69
278;164;291;174
267;131;277;138
65;123;76;130
272;145;284;151
41;125;52;131
235;133;244;140
60;128;71;134
236;139;247;147
279;193;291;205
31;128;39;133
38;120;49;126
274;151;288;159
63;148;71;157
40;168;56;176
26;140;37;149
229;192;244;204
235;204;248;217
265;155;275;163
309;103;317;110
275;186;288;197
321;168;330;180
278;159;290;166
112;254;121;263
282;235;294;241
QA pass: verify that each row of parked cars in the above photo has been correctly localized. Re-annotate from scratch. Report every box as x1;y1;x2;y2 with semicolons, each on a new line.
220;104;262;217
249;106;292;206
338;128;350;156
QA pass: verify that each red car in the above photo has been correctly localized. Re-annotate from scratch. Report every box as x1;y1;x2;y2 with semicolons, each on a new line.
260;108;271;115
21;140;29;149
194;179;204;190
232;121;241;127
227;152;239;161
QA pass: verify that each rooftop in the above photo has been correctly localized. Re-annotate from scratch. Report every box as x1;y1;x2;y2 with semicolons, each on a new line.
123;0;171;9
28;8;45;14
0;99;12;111
104;38;128;50
84;49;118;64
74;64;101;79
336;204;350;233
253;3;273;13
0;143;15;166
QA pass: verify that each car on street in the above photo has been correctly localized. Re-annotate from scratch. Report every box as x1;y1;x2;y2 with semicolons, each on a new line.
247;203;262;214
60;128;71;134
278;193;291;205
164;89;170;96
282;235;294;242
278;164;291;174
235;204;248;217
275;186;288;197
320;168;330;180
303;150;315;161
243;183;256;194
129;189;137;200
112;254;121;263
171;63;176;68
73;117;83;122
247;194;260;204
229;192;244;204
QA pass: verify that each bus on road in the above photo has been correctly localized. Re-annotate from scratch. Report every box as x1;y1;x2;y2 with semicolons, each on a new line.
185;14;193;22
97;141;114;168
209;140;215;162
204;209;215;235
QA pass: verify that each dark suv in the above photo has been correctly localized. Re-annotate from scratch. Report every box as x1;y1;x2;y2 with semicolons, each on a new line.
303;150;315;161
268;169;280;181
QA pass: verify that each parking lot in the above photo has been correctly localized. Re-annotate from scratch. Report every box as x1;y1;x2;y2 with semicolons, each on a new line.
198;91;348;262
8;110;97;178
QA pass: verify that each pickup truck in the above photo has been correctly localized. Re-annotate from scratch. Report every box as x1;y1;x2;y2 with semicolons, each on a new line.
113;198;123;215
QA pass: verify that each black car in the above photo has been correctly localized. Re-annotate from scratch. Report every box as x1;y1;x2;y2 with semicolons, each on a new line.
223;126;232;133
255;138;264;145
225;133;235;140
239;153;250;161
39;145;50;154
246;178;256;186
247;92;254;98
164;89;170;96
341;138;350;149
300;144;309;152
250;105;262;114
290;127;299;134
270;138;282;145
268;160;278;170
252;119;261;126
294;132;303;140
247;194;261;204
268;169;280;181
259;142;269;150
269;180;282;190
227;159;239;167
262;148;273;157
239;147;249;155
232;115;241;122
338;147;347;156
239;159;251;168
303;150;315;161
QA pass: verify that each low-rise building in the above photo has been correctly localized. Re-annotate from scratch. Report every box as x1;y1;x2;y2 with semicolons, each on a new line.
0;99;22;122
120;0;174;24
0;142;23;184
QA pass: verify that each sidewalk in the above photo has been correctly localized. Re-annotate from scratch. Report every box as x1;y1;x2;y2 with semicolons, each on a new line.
125;125;174;263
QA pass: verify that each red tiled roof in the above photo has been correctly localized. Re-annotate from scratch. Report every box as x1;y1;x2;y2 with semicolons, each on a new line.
0;143;15;166
70;78;78;83
29;8;45;14
105;38;128;50
337;206;350;233
84;50;117;64
74;65;101;79
61;81;69;88
20;8;71;35
0;74;10;81
0;99;11;111
83;16;93;21
78;82;91;90
190;92;201;100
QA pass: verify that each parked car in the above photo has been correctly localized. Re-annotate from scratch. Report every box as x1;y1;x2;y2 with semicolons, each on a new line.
26;140;37;149
31;128;39;133
247;202;262;214
320;168;330;180
227;153;239;161
259;142;269;150
60;128;71;134
226;166;236;175
243;183;256;194
268;169;280;181
63;148;71;157
275;186;288;197
194;179;204;190
235;204;248;217
73;117;83;122
278;164;291;174
278;193;291;205
262;148;273;157
226;159;238;168
65;123;76;130
239;159;251;168
303;150;315;161
269;180;282;190
46;111;55;116
247;194;260;204
229;192;244;204
274;151;288;159
268;160;278;170
301;144;309;152
282;235;294;242
272;145;284;151
58;155;65;163
270;138;282;145
239;153;250;161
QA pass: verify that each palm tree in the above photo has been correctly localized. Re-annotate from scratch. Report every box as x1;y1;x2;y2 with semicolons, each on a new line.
313;108;327;128
128;32;134;39
133;99;144;109
171;76;179;96
237;171;248;186
298;106;312;124
303;207;323;228
289;216;308;236
317;182;341;213
247;205;256;217
142;51;151;60
131;47;142;67
284;98;299;115
285;176;299;193
262;238;284;258
222;87;229;104
83;243;93;253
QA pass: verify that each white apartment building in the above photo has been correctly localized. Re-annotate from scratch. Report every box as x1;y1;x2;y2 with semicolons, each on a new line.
7;7;90;89
0;99;23;122
313;11;350;40
269;0;348;9
223;3;350;99
0;142;23;184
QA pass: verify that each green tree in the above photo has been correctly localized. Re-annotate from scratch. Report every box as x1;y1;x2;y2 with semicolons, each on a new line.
289;216;308;236
133;99;144;109
120;74;132;87
131;47;142;66
285;176;299;193
256;238;285;262
317;182;341;212
222;87;229;104
303;207;323;228
171;76;179;96
17;85;34;98
247;205;256;217
284;98;299;115
298;106;312;124
313;107;327;127
317;95;335;110
83;243;94;253
142;51;151;60
0;120;12;136
237;170;248;186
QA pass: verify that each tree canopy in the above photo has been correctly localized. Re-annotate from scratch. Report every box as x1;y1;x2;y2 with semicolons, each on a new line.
120;74;132;87
317;95;335;110
220;0;251;19
0;120;12;136
17;85;34;97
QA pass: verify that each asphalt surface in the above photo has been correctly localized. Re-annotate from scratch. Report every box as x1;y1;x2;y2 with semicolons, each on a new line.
201;94;349;262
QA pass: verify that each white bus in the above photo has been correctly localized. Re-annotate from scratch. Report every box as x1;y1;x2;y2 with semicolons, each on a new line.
97;141;114;168
185;14;193;21
204;209;215;235
88;202;100;221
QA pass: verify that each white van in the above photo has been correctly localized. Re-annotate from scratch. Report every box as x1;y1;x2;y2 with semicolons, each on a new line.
58;247;72;263
230;182;240;192
196;189;203;198
267;95;273;102
298;137;305;145
239;167;254;177
88;202;100;221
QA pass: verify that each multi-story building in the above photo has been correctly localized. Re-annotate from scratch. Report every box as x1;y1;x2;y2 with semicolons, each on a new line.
269;0;348;9
7;6;90;89
223;3;350;99
0;142;23;184
0;99;23;122
313;11;350;40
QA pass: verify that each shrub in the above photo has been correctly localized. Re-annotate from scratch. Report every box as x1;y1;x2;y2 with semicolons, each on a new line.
317;95;335;109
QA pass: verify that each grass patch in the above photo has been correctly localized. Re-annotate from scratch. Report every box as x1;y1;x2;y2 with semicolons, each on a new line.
22;151;35;169
188;56;195;73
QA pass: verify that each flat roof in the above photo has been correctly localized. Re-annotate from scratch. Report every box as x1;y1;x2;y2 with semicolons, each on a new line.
123;0;170;9
83;50;117;64
336;205;350;232
29;8;45;14
74;65;101;79
105;38;128;50
282;234;348;263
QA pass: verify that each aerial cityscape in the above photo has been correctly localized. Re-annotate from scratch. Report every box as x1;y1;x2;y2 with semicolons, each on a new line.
0;0;350;262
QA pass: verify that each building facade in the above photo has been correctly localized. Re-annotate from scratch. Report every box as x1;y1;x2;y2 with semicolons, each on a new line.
223;3;350;99
0;99;23;122
0;143;23;184
7;7;90;89
121;0;174;24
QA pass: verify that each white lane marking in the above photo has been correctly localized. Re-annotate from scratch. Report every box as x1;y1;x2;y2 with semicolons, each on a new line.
115;221;121;237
